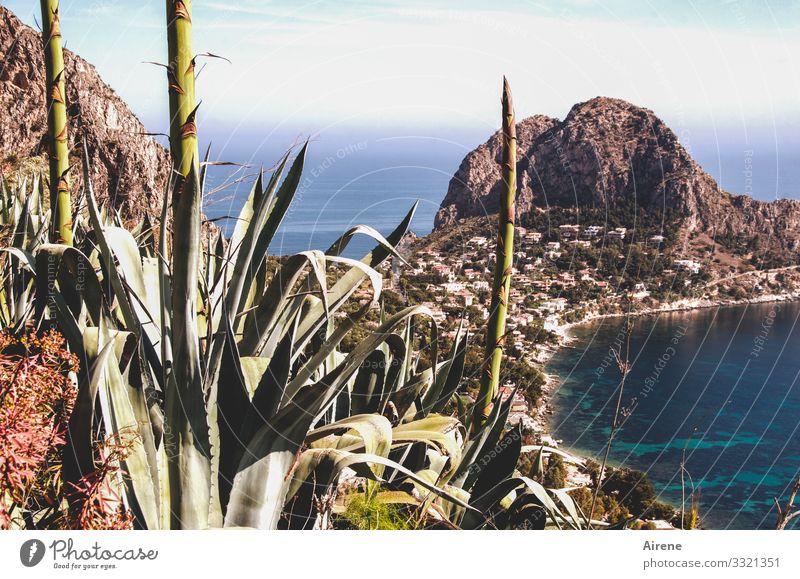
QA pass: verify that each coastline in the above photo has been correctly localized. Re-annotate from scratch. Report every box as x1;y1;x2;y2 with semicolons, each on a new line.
525;290;800;525
528;290;800;451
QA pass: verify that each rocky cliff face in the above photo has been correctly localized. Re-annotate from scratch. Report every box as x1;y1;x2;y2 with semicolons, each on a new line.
435;115;559;229
0;6;168;220
435;96;800;251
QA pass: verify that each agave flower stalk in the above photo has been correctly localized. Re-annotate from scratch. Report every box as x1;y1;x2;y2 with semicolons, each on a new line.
40;0;72;245
166;0;199;178
164;0;209;529
474;77;517;428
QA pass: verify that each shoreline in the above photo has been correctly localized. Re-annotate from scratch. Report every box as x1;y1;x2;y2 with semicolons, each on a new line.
525;290;800;525
527;290;800;463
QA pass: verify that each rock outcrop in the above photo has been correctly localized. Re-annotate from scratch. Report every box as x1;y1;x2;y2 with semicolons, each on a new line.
0;6;168;220
435;97;800;251
435;115;558;229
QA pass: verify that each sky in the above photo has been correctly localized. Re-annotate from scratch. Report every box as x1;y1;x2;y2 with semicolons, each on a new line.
3;0;800;198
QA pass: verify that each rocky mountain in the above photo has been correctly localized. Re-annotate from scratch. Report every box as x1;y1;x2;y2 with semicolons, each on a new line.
435;97;800;253
0;6;168;220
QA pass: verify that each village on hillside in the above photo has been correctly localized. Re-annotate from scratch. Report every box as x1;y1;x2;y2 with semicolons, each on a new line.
351;216;800;438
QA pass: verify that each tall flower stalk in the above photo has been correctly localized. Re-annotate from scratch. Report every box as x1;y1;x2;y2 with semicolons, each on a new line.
474;77;517;428
40;0;72;245
164;0;209;529
166;0;199;178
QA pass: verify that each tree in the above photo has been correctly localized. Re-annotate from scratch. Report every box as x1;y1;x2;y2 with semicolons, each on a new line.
543;455;566;489
602;467;656;516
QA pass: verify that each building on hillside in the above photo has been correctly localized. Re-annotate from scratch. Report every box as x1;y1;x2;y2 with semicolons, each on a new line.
607;227;627;242
541;298;568;313
463;268;480;280
442;282;466;293
431;264;454;282
674;259;701;274
559;224;581;239
454;289;474;307
584;225;603;238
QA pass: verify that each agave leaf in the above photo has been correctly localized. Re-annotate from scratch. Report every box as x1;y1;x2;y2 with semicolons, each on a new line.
470;424;523;501
237;250;330;358
306;414;393;462
240;143;308;290
350;350;386;415
325;224;408;265
286;448;475;514
216;315;259;514
288;202;418;354
34;244;104;326
282;300;373;404
166;163;211;529
82;145;139;332
452;390;514;489
283;305;434;407
241;325;296;443
391;415;463;462
224;375;344;529
390;364;434;421
61;339;116;498
552;488;584;529
0;247;36;273
418;324;467;418
103;226;147;297
223;169;269;320
517;476;574;530
92;324;160;530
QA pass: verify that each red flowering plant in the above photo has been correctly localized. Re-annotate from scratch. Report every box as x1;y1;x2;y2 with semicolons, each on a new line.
0;331;132;529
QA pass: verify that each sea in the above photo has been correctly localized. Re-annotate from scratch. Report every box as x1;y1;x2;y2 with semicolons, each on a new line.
546;302;800;530
202;126;800;529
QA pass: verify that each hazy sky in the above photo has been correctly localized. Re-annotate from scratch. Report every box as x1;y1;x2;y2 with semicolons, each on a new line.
4;0;800;141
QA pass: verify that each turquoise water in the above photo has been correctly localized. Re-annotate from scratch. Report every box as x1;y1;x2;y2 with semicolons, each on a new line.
546;302;800;529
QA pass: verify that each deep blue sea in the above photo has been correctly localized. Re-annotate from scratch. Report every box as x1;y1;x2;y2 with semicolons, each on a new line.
546;302;800;529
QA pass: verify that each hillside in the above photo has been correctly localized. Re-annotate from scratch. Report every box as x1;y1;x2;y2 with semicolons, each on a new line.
0;6;168;220
435;97;800;260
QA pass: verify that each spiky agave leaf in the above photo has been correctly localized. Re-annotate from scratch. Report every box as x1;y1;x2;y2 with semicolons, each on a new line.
165;164;210;529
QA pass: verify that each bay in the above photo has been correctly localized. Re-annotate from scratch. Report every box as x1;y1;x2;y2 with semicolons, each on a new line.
546;301;800;529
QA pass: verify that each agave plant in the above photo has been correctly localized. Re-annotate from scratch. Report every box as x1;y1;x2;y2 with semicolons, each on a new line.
0;0;589;530
0;172;49;332
0;140;588;530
